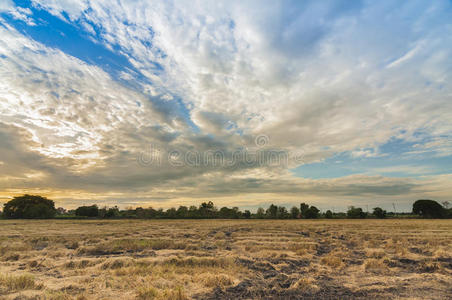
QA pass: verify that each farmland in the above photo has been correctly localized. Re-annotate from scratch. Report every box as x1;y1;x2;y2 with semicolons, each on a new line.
0;219;451;299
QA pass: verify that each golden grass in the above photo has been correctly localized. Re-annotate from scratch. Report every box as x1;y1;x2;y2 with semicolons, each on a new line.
320;254;344;269
364;258;388;272
0;274;42;292
0;219;450;299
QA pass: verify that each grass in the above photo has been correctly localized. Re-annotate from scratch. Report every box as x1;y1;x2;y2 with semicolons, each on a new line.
0;219;450;299
78;238;186;255
0;274;42;292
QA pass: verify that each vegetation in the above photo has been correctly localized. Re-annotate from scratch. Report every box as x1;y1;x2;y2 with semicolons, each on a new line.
412;199;449;218
75;205;99;217
324;210;333;219
0;219;451;299
347;206;367;219
2;195;56;219
373;207;387;219
2;195;451;219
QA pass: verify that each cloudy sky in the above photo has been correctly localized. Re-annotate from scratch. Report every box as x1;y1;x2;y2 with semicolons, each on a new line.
1;0;451;211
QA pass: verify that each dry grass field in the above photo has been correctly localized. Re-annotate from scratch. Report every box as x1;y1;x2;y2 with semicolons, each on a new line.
0;219;451;299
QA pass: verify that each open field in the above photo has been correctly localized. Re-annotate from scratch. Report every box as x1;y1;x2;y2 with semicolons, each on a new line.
0;219;451;299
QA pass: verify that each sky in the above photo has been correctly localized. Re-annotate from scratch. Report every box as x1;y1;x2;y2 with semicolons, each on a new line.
0;0;451;212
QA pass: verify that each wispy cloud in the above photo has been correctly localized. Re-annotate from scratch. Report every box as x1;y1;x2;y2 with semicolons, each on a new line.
0;0;451;209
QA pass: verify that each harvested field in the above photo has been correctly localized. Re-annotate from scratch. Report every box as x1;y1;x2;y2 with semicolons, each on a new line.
0;219;451;299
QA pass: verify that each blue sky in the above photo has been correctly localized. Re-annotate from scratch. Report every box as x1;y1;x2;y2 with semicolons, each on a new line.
0;0;451;211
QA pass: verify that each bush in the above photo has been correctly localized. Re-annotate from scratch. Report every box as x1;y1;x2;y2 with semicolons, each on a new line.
304;206;320;219
373;207;386;219
324;210;333;219
300;203;309;217
256;207;265;219
99;206;120;218
3;195;56;219
75;205;99;217
277;206;290;219
412;200;446;218
347;206;366;219
266;204;278;218
290;206;300;219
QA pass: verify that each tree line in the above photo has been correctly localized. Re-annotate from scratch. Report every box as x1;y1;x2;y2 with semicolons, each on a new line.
1;195;451;219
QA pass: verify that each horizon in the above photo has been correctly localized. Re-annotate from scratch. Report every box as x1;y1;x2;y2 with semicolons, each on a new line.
1;0;452;212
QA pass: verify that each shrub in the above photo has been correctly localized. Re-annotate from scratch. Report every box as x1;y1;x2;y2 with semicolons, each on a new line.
299;203;319;219
3;195;56;219
255;207;265;219
347;206;366;219
277;206;290;219
412;199;446;218
324;210;333;219
373;207;386;219
75;205;99;217
304;206;320;219
290;206;300;218
300;203;309;217
266;204;278;218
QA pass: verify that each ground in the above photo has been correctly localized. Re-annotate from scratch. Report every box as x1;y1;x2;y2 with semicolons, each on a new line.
0;219;451;299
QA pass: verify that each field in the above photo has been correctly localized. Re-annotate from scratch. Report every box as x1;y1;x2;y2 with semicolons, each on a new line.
0;219;451;299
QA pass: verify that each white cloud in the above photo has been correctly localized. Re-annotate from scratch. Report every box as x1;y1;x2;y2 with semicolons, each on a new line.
0;0;14;12
0;0;452;207
33;0;451;159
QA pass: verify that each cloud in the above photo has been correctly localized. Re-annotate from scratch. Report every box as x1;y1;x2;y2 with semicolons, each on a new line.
0;0;14;12
0;1;451;208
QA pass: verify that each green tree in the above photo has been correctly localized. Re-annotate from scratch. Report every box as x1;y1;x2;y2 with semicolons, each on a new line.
188;205;199;218
266;204;278;219
199;201;217;218
324;210;333;219
277;206;290;219
300;203;309;218
290;206;300;219
347;206;366;219
166;208;177;218
373;207;387;219
304;206;320;219
75;205;99;217
3;195;56;219
256;207;265;219
413;200;446;218
176;206;188;218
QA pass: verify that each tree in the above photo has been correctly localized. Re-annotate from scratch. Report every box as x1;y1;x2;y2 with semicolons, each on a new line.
290;206;300;219
188;205;199;218
199;201;216;218
75;205;99;217
347;206;366;219
373;207;387;219
413;199;445;218
441;201;450;209
243;210;251;219
300;203;309;217
176;206;188;218
3;195;56;219
105;206;120;218
277;206;290;219
266;204;278;219
218;206;241;219
324;210;333;219
166;208;177;219
256;207;265;219
304;206;320;219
